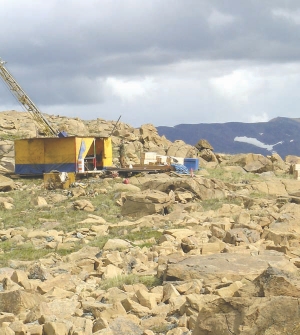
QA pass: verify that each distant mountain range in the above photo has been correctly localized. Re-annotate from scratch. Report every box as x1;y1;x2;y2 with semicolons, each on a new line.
156;117;300;158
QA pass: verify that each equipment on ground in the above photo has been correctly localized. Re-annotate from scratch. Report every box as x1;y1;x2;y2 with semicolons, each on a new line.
0;58;65;137
109;115;121;137
0;57;114;176
14;136;113;175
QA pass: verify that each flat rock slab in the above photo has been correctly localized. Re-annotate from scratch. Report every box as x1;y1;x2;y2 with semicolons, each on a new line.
165;251;296;283
141;177;226;200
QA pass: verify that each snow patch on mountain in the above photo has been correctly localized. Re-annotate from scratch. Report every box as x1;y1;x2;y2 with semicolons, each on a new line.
234;136;283;152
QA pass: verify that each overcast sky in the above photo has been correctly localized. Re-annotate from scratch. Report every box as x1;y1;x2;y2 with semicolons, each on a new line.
0;0;300;127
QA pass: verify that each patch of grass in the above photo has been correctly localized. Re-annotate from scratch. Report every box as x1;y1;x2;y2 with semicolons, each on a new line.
0;240;15;252
204;167;225;180
98;274;162;290
276;172;294;180
200;199;222;211
0;237;86;267
206;167;259;184
88;235;111;249
0;133;28;141
55;248;79;257
0;241;52;267
1;173;165;265
89;227;162;249
248;191;276;200
2;177;122;232
133;241;155;248
150;324;172;333
200;197;242;211
124;228;162;244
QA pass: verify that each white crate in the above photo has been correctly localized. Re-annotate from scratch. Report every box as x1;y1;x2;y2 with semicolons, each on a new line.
156;155;168;163
141;152;157;160
293;164;300;171
143;159;157;165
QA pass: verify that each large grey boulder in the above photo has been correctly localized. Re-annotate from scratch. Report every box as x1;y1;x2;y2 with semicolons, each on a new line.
166;140;198;158
0;290;45;315
121;189;175;218
248;266;300;298
192;296;300;335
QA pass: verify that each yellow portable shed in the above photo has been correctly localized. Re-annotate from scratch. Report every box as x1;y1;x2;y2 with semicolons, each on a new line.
14;136;112;175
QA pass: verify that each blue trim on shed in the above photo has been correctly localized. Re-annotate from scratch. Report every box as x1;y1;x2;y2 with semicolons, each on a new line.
15;163;76;175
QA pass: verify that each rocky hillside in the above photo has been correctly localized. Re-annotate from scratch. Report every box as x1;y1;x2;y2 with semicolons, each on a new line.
0;111;300;334
0;110;199;174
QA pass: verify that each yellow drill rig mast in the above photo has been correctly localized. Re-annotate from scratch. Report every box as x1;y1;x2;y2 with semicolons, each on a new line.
0;58;62;137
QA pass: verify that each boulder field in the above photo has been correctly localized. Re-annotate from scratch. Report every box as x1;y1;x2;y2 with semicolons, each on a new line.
0;111;300;334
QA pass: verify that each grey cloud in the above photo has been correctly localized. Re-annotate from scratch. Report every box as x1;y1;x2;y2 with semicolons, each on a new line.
1;1;300;126
4;1;300;68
